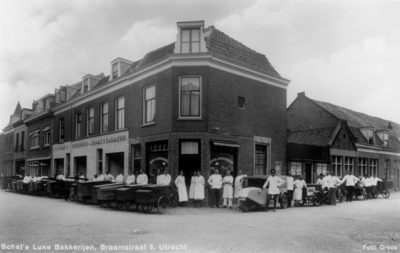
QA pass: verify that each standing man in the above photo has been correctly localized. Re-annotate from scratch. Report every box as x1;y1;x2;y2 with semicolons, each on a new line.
262;169;284;212
316;174;324;185
286;171;294;208
159;169;171;186
222;170;234;209
114;170;124;183
363;174;373;199
371;173;382;198
208;169;223;208
136;169;148;185
327;171;341;206
340;170;359;202
234;170;247;210
126;170;135;185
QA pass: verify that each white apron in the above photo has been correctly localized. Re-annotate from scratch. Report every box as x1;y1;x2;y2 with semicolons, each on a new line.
189;176;195;199
175;175;188;202
293;180;306;200
193;176;205;200
234;175;245;198
222;175;233;198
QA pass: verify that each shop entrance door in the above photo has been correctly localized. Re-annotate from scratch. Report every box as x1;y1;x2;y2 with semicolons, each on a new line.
55;159;64;175
179;141;201;187
74;156;87;177
305;163;312;183
106;152;124;177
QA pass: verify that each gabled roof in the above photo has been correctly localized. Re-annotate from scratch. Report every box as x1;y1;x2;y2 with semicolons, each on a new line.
13;101;22;115
312;99;400;137
205;27;280;78
287;126;337;147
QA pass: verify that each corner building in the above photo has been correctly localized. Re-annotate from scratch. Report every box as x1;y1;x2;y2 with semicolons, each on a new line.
52;21;290;202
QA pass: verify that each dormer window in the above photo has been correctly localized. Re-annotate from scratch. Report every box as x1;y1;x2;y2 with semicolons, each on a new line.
83;79;89;92
367;129;374;144
383;133;389;147
181;28;200;53
110;58;133;81
112;63;119;79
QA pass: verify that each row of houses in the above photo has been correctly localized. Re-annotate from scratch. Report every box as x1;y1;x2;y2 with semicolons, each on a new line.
1;20;399;193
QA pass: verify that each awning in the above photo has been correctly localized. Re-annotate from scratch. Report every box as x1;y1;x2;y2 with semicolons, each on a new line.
42;126;50;132
212;141;240;148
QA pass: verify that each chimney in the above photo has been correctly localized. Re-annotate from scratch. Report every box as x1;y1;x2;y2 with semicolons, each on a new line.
388;122;393;130
298;92;305;98
32;100;37;111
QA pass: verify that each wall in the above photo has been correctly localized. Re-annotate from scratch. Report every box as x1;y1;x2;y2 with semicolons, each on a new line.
26;116;52;161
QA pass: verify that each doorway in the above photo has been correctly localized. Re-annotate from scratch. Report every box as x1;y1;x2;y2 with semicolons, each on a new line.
179;140;201;187
305;163;312;183
106;152;124;177
55;158;64;175
74;156;87;177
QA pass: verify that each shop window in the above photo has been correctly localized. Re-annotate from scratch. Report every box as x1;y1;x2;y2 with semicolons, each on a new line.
358;158;368;177
87;107;94;136
332;156;342;177
116;96;125;130
290;162;303;176
59;118;65;143
76;112;82;139
369;159;378;176
147;141;168;180
181;28;200;53
180;77;201;117
101;102;109;133
344;157;354;175
238;96;245;109
255;145;267;175
144;86;155;124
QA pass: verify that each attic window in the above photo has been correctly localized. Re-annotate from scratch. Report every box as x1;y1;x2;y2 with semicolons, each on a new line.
83;79;89;92
367;129;374;145
112;63;118;79
383;133;389;147
181;29;200;53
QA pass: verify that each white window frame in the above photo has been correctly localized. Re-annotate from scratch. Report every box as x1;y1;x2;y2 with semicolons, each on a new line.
30;131;40;149
115;96;125;130
143;85;156;125
179;76;202;119
369;159;378;176
44;131;51;146
87;107;94;136
332;156;343;177
359;158;368;177
383;133;389;147
112;63;119;79
101;102;109;133
181;28;201;53
367;129;374;144
344;157;354;175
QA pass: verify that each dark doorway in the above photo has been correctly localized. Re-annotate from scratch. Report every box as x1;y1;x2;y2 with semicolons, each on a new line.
74;156;87;177
179;140;201;187
305;163;312;183
106;152;124;177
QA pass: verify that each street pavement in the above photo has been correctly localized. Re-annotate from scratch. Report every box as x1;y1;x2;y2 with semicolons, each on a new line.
0;190;399;253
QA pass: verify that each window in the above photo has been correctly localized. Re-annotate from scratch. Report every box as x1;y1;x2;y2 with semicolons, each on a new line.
101;102;109;133
181;28;200;53
369;159;378;176
132;144;142;172
332;156;342;177
15;133;19;152
238;96;245;109
59;119;65;143
316;163;327;176
44;131;51;146
180;77;201;117
255;145;267;175
144;86;155;123
5;137;8;153
358;158;368;177
97;149;103;174
83;79;89;92
87;107;94;135
383;133;389;147
21;131;25;150
367;129;374;144
181;142;199;154
9;136;12;153
116;97;125;130
112;63;118;79
384;160;390;180
29;131;40;149
76;112;82;138
291;162;302;176
344;157;354;175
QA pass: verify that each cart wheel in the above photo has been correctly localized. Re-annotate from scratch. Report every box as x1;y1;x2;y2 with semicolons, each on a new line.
126;202;138;211
157;196;168;214
142;204;152;213
382;190;390;199
299;200;305;206
239;203;249;212
313;194;322;206
110;201;122;210
280;194;288;209
170;192;178;208
99;200;108;208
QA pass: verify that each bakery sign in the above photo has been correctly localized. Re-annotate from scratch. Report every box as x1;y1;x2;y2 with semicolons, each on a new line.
71;132;128;149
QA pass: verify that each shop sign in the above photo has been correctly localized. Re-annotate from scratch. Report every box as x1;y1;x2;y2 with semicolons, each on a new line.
72;135;127;149
209;157;234;165
149;157;169;164
53;144;69;152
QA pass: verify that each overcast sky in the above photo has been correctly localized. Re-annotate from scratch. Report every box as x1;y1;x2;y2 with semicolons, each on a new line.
1;0;399;129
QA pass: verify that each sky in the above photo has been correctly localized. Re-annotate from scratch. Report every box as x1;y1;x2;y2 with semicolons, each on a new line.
1;0;399;129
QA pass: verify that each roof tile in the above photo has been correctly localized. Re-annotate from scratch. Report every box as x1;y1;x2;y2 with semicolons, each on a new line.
287;126;337;147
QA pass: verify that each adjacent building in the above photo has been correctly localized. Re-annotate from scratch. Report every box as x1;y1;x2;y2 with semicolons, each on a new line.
287;92;400;191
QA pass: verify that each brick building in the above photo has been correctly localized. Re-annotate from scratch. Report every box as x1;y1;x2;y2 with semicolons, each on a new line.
2;102;21;176
50;20;290;193
287;92;400;191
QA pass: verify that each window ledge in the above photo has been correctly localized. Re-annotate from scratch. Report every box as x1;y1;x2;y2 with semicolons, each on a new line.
141;122;156;128
177;117;203;121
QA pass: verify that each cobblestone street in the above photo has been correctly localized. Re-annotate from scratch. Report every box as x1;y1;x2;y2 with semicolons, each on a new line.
0;191;399;253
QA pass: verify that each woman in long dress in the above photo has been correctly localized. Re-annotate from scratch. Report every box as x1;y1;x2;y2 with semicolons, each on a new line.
293;175;307;207
193;171;205;207
174;170;188;203
222;170;234;209
189;171;196;200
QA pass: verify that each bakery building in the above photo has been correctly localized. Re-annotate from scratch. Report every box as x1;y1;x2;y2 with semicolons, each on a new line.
287;92;400;190
50;20;290;193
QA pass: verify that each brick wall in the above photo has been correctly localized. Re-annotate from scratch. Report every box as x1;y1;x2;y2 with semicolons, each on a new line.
26;116;52;160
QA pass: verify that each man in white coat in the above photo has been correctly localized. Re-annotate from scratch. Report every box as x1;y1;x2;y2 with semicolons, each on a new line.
105;171;114;181
97;171;105;181
126;171;135;185
175;170;188;203
136;169;148;185
286;171;294;208
194;171;205;207
159;169;171;186
222;170;234;209
234;170;246;210
340;170;359;202
208;169;223;208
371;173;382;198
262;169;284;212
113;170;124;183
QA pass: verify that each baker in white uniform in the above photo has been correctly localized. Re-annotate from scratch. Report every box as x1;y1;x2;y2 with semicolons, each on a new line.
262;169;284;212
126;171;136;185
159;169;171;186
234;170;247;210
113;170;124;183
193;171;205;207
136;169;148;185
175;170;188;203
222;170;234;209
